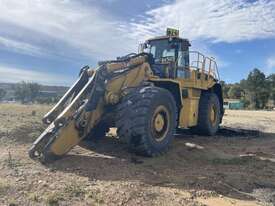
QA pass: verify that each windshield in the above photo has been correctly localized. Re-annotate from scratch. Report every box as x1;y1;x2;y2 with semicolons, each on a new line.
149;40;177;63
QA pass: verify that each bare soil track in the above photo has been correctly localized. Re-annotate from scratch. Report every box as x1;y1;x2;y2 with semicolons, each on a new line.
0;103;275;206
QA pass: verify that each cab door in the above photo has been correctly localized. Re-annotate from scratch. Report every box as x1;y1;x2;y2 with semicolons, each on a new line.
176;50;190;79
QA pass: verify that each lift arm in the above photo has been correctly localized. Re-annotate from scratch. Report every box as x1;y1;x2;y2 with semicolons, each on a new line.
29;54;151;163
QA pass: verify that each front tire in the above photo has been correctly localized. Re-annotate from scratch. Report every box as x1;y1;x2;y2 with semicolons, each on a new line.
116;86;177;156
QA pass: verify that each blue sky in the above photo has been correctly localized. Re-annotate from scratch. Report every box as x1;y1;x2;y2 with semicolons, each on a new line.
0;0;274;85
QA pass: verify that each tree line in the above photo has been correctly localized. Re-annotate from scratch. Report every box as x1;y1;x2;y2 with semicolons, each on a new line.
0;81;61;104
0;68;274;109
0;88;6;101
221;68;275;109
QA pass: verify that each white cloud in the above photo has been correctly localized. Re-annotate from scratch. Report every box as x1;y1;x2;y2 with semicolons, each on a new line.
125;0;274;74
1;0;274;60
0;65;74;86
129;0;275;43
0;0;274;85
0;0;136;60
0;36;44;57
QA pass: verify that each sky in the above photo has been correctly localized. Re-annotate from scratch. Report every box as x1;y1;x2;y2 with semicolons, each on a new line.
0;0;274;85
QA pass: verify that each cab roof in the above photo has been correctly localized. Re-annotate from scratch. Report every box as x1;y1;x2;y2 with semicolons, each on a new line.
146;35;191;47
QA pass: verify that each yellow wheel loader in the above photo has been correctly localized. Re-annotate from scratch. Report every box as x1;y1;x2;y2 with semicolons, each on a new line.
29;28;224;163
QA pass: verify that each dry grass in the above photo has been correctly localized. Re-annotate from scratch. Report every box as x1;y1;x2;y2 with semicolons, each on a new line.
64;183;86;198
45;192;64;206
28;192;40;202
85;189;105;204
0;179;10;197
0;104;275;206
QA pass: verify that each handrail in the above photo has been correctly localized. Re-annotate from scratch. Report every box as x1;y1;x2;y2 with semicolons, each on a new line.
189;51;205;71
189;51;220;80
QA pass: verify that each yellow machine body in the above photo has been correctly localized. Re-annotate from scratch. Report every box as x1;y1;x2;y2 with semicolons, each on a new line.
29;29;223;162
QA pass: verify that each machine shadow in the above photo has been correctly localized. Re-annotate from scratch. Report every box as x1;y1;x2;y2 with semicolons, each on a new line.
48;127;275;202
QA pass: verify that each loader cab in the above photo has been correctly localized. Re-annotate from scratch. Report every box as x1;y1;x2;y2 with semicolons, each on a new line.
142;29;191;79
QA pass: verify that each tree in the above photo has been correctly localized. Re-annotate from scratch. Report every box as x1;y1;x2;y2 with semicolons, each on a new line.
246;68;269;109
220;68;274;109
0;88;6;101
228;84;243;99
267;74;275;103
29;83;40;101
15;81;29;102
220;81;230;99
15;81;40;103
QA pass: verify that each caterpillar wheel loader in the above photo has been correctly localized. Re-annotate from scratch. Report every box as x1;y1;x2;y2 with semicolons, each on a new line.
29;28;224;163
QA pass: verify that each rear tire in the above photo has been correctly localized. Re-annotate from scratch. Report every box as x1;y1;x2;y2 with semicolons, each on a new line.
193;92;221;135
116;86;177;156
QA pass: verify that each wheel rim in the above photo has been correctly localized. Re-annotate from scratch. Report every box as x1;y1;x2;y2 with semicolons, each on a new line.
151;105;170;142
210;104;217;126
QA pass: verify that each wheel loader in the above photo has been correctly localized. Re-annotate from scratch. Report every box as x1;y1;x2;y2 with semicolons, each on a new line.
29;28;224;163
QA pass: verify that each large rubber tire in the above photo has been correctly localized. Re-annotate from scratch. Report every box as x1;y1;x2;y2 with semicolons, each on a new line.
116;86;177;156
194;92;221;135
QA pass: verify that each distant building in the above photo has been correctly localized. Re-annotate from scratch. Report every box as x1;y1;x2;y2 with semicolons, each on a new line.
39;90;58;98
224;99;244;110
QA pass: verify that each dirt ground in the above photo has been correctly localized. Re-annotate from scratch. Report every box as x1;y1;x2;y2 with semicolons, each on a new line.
0;103;275;206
